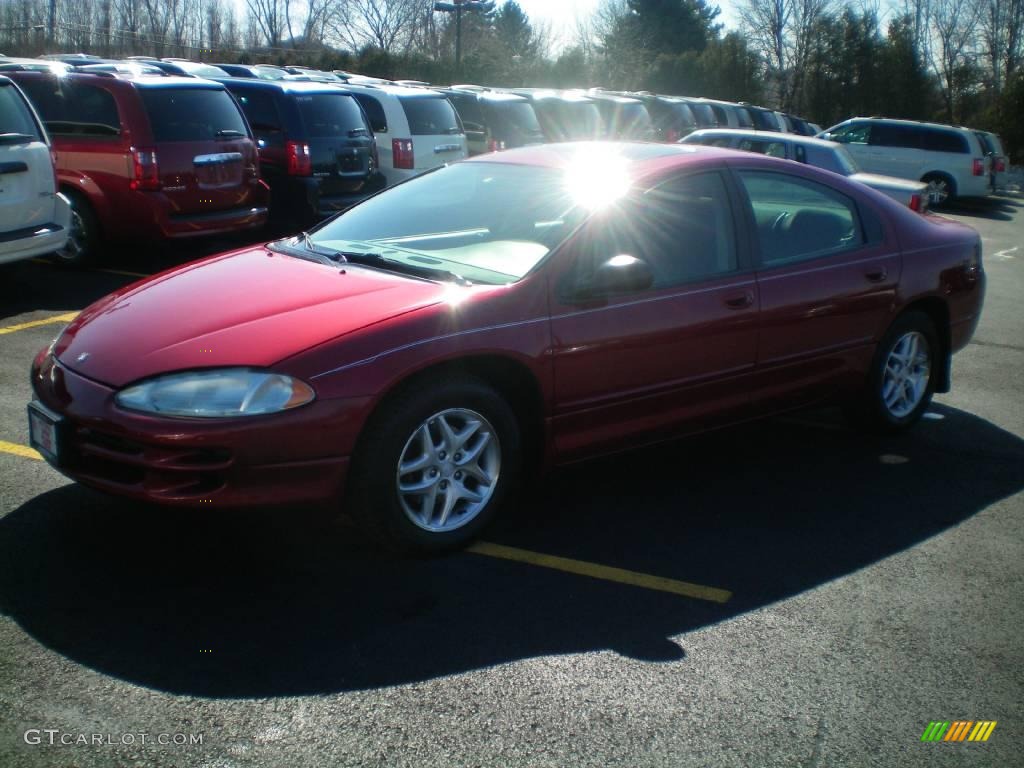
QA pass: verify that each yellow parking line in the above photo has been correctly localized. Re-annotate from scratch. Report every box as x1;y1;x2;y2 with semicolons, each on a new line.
0;440;42;461
468;541;732;603
0;312;79;336
0;438;731;602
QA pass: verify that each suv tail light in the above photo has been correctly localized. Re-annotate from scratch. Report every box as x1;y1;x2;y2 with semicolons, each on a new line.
286;141;312;176
909;193;922;212
371;139;380;173
392;138;415;170
995;157;1006;173
129;148;160;191
665;128;681;143
486;138;506;152
972;158;985;176
49;148;59;191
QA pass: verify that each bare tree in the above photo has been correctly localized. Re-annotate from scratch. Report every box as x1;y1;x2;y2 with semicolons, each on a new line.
924;0;982;121
246;0;287;47
739;0;790;106
981;0;1024;92
332;0;424;53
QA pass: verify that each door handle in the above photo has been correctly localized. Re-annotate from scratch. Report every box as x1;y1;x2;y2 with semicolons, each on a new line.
865;267;888;283
724;291;754;309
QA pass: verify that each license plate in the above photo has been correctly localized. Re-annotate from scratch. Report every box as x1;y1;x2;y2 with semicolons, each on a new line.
28;402;61;463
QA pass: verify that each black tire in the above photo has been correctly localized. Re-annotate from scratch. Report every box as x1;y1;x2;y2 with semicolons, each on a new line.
53;192;100;267
854;311;940;433
349;376;521;554
921;173;957;208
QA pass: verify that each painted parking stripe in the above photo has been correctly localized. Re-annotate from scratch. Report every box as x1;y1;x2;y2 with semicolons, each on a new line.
0;312;79;336
468;541;732;603
0;440;42;461
0;438;732;602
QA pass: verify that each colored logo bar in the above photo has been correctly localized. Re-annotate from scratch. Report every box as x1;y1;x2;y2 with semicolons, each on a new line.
921;721;997;742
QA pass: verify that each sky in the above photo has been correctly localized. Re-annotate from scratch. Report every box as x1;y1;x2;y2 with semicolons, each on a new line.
514;0;743;50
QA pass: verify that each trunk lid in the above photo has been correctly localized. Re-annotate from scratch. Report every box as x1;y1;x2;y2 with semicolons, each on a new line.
137;85;258;215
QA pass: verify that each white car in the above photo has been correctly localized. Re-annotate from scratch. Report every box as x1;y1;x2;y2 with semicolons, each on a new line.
973;129;1009;191
681;129;931;212
0;75;70;265
819;117;992;206
339;83;468;186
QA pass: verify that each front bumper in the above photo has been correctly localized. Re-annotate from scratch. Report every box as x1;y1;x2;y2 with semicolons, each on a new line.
30;353;361;508
0;194;71;265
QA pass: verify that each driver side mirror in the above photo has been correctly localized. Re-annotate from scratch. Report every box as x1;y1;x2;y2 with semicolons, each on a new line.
569;254;654;302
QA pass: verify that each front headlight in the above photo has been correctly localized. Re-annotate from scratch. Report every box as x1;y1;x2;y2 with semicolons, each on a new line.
115;368;315;418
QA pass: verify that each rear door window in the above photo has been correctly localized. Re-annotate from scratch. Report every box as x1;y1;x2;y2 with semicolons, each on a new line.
871;123;920;148
140;87;248;141
738;171;864;266
400;96;461;136
0;83;42;139
17;79;121;137
484;100;543;137
295;93;366;137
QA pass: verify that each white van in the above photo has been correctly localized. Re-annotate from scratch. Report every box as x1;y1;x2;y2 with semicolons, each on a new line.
340;83;468;186
820;117;992;206
0;75;70;265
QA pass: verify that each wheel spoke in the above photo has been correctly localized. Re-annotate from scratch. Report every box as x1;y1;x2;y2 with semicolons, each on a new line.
399;475;438;494
437;487;459;527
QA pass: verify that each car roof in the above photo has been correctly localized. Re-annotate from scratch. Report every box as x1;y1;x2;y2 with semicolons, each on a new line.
843;116;975;134
340;82;445;98
442;88;527;103
221;78;355;95
689;128;839;149
465;141;731;176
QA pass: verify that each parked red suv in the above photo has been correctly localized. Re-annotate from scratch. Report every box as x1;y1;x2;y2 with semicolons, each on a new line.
8;69;269;265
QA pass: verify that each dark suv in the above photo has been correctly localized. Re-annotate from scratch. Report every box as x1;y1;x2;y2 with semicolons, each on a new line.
218;79;384;228
9;69;268;265
440;89;545;155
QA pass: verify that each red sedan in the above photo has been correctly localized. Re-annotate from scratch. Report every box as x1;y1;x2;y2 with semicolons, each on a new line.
29;143;985;552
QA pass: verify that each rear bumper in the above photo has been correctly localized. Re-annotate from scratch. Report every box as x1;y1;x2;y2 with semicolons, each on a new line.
161;205;269;239
30;353;361;508
0;194;71;265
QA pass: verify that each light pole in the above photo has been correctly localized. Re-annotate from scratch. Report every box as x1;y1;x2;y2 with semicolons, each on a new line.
433;0;495;75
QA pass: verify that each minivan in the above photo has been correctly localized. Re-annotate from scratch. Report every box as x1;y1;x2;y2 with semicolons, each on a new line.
441;88;546;155
0;75;70;265
9;70;268;265
339;83;468;185
820;117;993;205
218;78;384;228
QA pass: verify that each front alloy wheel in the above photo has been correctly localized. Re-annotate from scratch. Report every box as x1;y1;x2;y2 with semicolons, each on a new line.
396;408;501;533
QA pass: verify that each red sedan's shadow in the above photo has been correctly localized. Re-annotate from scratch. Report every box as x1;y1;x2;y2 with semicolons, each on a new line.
1;403;1021;697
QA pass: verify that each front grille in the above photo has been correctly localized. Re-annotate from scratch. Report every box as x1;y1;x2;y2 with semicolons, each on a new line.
69;425;232;500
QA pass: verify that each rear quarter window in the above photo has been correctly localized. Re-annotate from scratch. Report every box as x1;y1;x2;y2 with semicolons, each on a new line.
0;83;43;140
400;96;461;136
351;93;387;133
17;78;120;137
232;89;284;146
140;87;248;142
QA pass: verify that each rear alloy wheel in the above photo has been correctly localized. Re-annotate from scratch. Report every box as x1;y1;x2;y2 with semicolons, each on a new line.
922;174;954;207
351;377;520;553
54;194;99;267
857;311;939;432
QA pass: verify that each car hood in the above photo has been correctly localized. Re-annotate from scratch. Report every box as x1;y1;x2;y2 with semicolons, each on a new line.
850;172;928;195
54;246;449;387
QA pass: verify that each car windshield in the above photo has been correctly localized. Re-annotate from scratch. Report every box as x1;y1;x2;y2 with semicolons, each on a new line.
306;160;624;285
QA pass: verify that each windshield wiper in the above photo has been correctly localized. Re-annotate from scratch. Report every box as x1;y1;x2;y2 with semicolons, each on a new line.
214;129;245;139
341;251;472;285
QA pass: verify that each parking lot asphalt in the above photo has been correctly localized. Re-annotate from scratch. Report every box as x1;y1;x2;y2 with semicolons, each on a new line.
1;196;1022;768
